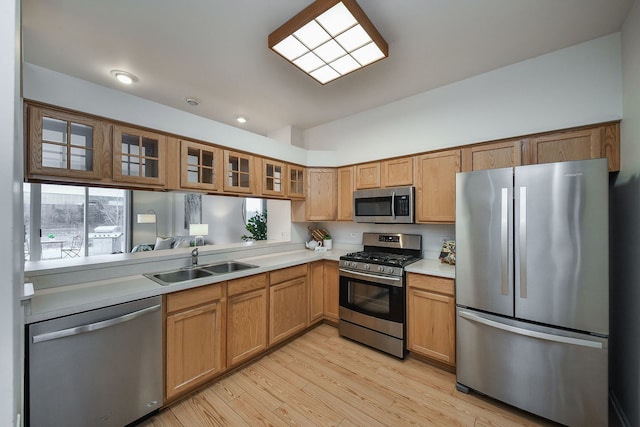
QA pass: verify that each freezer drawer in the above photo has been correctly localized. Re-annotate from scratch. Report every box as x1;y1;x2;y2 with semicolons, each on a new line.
456;308;608;426
27;296;163;427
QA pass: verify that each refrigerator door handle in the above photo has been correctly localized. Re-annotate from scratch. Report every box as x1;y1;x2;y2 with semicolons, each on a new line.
501;187;509;295
458;310;603;349
519;186;527;298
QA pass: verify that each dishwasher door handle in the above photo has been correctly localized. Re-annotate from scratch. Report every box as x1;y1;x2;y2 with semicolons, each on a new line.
32;304;161;344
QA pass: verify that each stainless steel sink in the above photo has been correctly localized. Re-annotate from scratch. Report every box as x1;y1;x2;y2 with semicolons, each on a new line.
145;268;213;286
199;261;259;274
145;261;258;286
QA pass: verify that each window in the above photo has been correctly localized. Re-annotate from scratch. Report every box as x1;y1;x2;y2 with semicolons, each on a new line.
24;183;130;261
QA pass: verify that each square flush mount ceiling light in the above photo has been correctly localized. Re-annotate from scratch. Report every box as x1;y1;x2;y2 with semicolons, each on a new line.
268;0;388;85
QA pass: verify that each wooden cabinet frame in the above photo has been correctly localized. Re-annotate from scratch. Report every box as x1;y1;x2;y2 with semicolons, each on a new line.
179;140;224;191
407;273;456;366
165;283;226;401
26;105;109;181
113;125;167;187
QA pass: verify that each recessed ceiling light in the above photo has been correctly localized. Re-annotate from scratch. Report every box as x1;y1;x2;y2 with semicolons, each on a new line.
236;116;247;124
185;97;200;106
110;70;138;85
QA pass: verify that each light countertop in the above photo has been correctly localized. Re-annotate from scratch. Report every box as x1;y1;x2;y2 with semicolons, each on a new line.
405;259;456;279
25;248;454;324
25;249;350;324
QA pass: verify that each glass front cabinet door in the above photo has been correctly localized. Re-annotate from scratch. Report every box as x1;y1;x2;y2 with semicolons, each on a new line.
113;125;166;187
180;140;223;191
223;150;253;194
288;165;306;200
27;105;105;181
262;159;286;197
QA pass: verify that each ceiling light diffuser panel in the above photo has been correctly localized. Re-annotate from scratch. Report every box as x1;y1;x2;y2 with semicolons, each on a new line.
269;0;388;84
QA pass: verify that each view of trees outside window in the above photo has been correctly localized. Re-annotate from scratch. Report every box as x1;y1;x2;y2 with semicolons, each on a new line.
24;183;128;260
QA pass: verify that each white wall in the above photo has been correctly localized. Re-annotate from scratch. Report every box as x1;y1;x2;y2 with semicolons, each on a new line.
2;0;22;424
304;34;623;165
611;1;640;426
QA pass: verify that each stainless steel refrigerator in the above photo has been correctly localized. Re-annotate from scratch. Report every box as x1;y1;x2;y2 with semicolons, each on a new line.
455;158;609;426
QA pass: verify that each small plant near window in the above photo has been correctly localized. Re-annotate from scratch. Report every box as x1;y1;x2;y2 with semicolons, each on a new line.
242;210;267;241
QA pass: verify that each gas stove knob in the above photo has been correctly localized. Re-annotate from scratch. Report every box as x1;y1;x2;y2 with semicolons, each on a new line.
387;267;394;274
364;264;370;270
377;265;384;272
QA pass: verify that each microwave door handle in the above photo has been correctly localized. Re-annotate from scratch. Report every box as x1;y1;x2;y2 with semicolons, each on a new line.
391;191;396;220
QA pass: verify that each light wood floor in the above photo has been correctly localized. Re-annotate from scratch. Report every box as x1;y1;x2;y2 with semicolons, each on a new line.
139;324;554;427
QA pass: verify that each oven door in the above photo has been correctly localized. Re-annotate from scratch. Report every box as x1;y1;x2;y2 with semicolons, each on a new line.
339;268;404;324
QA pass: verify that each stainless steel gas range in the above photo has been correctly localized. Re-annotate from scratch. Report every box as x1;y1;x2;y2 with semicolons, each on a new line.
338;232;422;358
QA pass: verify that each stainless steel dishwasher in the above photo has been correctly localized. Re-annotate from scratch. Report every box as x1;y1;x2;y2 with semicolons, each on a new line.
27;296;163;427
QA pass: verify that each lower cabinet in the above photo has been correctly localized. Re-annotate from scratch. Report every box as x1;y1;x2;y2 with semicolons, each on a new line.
165;283;226;401
269;265;308;345
406;273;456;367
309;261;324;324
323;260;339;322
226;273;268;368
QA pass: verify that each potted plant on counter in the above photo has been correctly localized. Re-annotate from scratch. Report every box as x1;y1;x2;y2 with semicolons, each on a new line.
323;233;333;250
241;210;267;241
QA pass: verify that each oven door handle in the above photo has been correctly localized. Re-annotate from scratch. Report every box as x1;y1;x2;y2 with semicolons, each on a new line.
339;268;403;287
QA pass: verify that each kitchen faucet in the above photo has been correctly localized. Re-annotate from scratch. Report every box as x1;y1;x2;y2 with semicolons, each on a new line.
191;247;199;266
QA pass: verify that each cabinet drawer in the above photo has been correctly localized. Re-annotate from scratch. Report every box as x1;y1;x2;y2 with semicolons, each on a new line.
228;273;268;297
407;273;454;296
270;264;307;285
166;282;224;313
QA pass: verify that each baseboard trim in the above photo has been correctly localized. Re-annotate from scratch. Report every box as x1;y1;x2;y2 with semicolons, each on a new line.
610;389;631;427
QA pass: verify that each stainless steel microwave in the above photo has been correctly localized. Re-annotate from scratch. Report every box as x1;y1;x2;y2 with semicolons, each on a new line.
353;186;414;223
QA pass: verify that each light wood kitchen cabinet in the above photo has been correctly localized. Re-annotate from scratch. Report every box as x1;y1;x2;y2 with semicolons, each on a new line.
337;166;355;221
461;140;522;172
262;159;286;197
178;139;224;191
223;150;257;194
309;261;324;324
165;283;226;401
355;162;381;189
113;125;166;187
522;123;620;171
323;260;340;322
269;265;308;345
406;273;455;366
226;273;268;368
415;149;461;223
26;104;109;182
381;156;414;187
287;164;306;200
292;168;336;221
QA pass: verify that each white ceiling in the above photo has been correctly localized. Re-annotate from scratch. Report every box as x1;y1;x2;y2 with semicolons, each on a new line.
22;0;634;138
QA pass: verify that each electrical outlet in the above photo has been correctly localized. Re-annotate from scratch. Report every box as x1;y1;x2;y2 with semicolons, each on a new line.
350;233;357;238
441;236;453;244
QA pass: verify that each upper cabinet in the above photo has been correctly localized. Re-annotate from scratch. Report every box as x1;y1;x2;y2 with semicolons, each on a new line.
26;105;108;182
179;140;224;192
354;156;414;190
262;159;286;197
223;150;257;194
355;162;381;189
522;123;620;171
113;125;166;188
287;164;306;200
415;149;461;223
461;140;522;172
292;168;336;222
381;156;414;187
337;166;355;221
